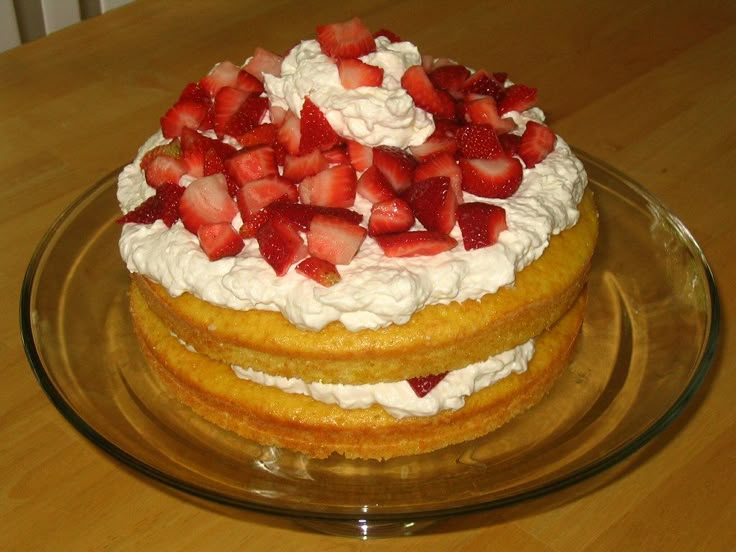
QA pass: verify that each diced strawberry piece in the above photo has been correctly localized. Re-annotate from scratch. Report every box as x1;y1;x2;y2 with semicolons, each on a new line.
182;149;204;178
372;146;417;193
299;97;340;154
238;208;272;239
235;70;265;94
296;256;341;287
243;48;283;82
307;214;367;265
199;61;241;97
225;95;269;138
322;144;350;165
180;127;237;160
143;155;187;188
462;69;505;101
403;176;458;234
356;165;396;203
197;222;244;261
368;197;415;236
213;87;249;137
299;165;357;208
178;82;211;105
407;373;448;397
266;202;362;232
179;174;239;234
160;100;210;139
456;202;508;250
336;58;384;89
236;176;298;218
498;133;521;157
117;183;184;227
518;121;556;168
202;148;224;176
409;134;457;162
256;215;307;276
374;231;457;257
140;140;182;172
459;157;523;199
238;123;277;148
413;152;463;203
456;124;505;159
464;96;516;134
316;17;376;59
401;65;455;119
283;149;329;183
225;145;278;187
373;28;402;42
276;110;301;155
346;140;373;172
431;119;461;140
498;84;538;115
429;64;470;99
269;105;287;126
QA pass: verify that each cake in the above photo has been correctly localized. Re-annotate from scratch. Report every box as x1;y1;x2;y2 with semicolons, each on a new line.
117;18;597;460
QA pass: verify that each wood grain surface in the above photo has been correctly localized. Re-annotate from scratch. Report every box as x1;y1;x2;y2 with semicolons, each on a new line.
2;1;734;550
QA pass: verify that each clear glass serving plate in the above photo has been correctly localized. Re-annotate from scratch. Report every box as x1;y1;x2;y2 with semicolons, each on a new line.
20;151;719;537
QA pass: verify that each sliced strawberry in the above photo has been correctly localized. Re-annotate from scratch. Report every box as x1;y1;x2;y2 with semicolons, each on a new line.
225;145;278;187
276;110;301;155
243;48;283;82
456;202;507;250
235;70;265;94
269;105;287;127
413;153;463;203
266;202;362;232
464;96;516;134
236;176;298;218
299;97;340;154
459;157;523;199
307;214;367;265
401;65;455;119
299;165;357;208
498;133;521;157
368;197;415;236
199;61;241;97
322;144;350;165
140;140;182;172
202;148;224;176
225;95;269;138
213;86;249;137
346;140;373;172
431;119;461;140
518;121;556;168
372;146;417;193
256;215;307;276
238;123;277;148
143;155;187;188
179;174;238;234
409;134;457;162
283;149;329;183
337;58;384;89
374;231;457;257
117;183;184;227
456;124;504;159
296;256;341;287
498;84;538;115
160;100;210;139
180;127;237;160
316;17;376;59
373;28;402;42
402;176;457;234
462;69;505;101
429;64;470;99
238;208;271;239
407;373;448;397
356;165;396;203
178;82;211;105
198;222;244;261
182;149;204;178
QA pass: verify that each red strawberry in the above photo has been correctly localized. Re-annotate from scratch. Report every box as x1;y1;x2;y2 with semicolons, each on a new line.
213;86;249;137
235;70;265;94
178;82;211;105
356;165;396;203
256;215;307;276
498;84;538;115
413;152;463;203
143;155;187;188
322;144;350;165
368;197;415;236
238;123;277;148
429;64;470;98
456;202;507;250
403;176;458;234
374;231;457;257
409;134;457;162
182;149;205;178
518;121;556;168
498;133;521;157
269;105;287;127
407;373;448;397
316;17;376;58
160;100;209;139
179;174;239;234
456;124;504;159
373;28;402;42
117;183;184;227
236;176;298;217
276;110;301;155
225;95;269;138
140;140;182;172
243;48;283;82
180;127;237;160
266;202;362;232
307;214;367;265
401;65;455;119
197;222;244;261
225;145;278;187
202;148;225;176
346;140;373;172
463;96;516;134
462;69;505;101
459;157;523;199
372;146;417;193
336;58;384;89
299;97;340;154
238;209;271;239
431;119;461;140
199;61;241;97
283;149;329;183
296;256;341;287
299;165;357;208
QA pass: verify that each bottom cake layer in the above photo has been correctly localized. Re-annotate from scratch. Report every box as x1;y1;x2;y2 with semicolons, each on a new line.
131;285;588;460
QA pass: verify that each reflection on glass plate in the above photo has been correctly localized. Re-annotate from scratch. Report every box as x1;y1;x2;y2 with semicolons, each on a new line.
20;151;719;537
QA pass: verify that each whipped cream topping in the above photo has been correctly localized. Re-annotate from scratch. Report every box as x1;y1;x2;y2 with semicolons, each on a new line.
231;339;534;418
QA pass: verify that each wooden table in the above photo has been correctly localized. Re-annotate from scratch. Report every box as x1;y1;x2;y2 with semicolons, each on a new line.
2;1;734;549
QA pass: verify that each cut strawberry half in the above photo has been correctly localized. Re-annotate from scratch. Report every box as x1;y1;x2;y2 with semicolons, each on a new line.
238;123;277;148
407;373;448;398
307;214;367;265
413;152;463;203
463;96;516;135
243;48;283;82
429;64;470;99
372;145;417;193
140;140;182;172
336;58;384;89
143;155;187;188
235;70;265;94
266;202;362;232
456;124;505;159
456;202;508;250
178;82;211;105
299;97;340;154
199;61;241;97
462;69;505;101
179;173;239;234
368;197;415;236
299;165;357;208
356;165;396;203
401;65;455;119
256;215;307;276
518;121;556;168
374;231;457;257
316;17;376;59
459;157;523;199
197;222;244;261
213;87;250;137
276;110;301;155
403;176;458;234
160;100;210;139
283;149;329;183
346;140;373;172
498;84;538;115
236;176;298;218
296;257;341;287
117;183;184;227
225;95;269;138
225;145;278;187
409;134;457;162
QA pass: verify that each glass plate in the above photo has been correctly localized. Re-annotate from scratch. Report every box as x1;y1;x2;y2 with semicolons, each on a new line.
20;151;719;537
